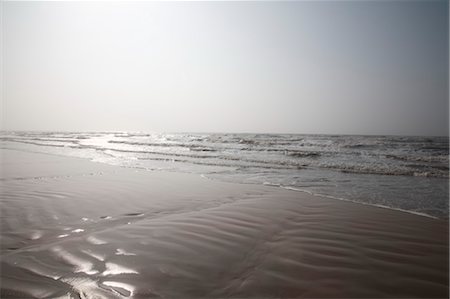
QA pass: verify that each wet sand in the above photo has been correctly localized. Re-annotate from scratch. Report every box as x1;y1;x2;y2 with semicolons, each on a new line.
1;149;448;298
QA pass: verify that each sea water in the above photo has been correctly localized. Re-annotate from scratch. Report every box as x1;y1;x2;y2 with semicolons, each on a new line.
1;132;448;218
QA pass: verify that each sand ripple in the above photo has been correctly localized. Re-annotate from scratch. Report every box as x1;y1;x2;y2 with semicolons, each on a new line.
1;163;447;298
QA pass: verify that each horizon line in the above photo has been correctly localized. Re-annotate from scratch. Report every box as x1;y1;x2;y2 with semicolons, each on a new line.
1;129;448;138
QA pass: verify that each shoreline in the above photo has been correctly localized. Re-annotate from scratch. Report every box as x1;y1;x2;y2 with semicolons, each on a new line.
1;148;448;298
3;145;446;221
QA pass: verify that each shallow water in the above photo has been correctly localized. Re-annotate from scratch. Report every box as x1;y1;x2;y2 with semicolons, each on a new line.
1;132;448;218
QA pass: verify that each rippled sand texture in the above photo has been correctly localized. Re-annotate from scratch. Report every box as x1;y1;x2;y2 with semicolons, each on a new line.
1;149;448;298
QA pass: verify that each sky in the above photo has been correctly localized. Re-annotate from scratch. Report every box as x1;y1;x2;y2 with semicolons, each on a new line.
1;1;448;136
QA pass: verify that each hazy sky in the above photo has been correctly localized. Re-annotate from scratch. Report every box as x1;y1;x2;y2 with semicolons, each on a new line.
1;1;448;135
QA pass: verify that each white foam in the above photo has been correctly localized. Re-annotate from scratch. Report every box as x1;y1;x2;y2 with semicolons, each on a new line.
86;236;108;245
263;182;280;187
280;185;438;219
102;262;138;276
281;185;314;195
72;229;84;233
115;248;136;256
30;230;43;240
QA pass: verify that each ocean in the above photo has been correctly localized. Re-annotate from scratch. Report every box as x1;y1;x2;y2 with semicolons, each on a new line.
1;131;448;219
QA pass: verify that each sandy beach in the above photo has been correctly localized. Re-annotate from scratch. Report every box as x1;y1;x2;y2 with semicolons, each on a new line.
3;0;449;298
0;148;448;298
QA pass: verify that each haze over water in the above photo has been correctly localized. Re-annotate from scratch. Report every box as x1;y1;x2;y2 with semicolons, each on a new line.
2;1;448;136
